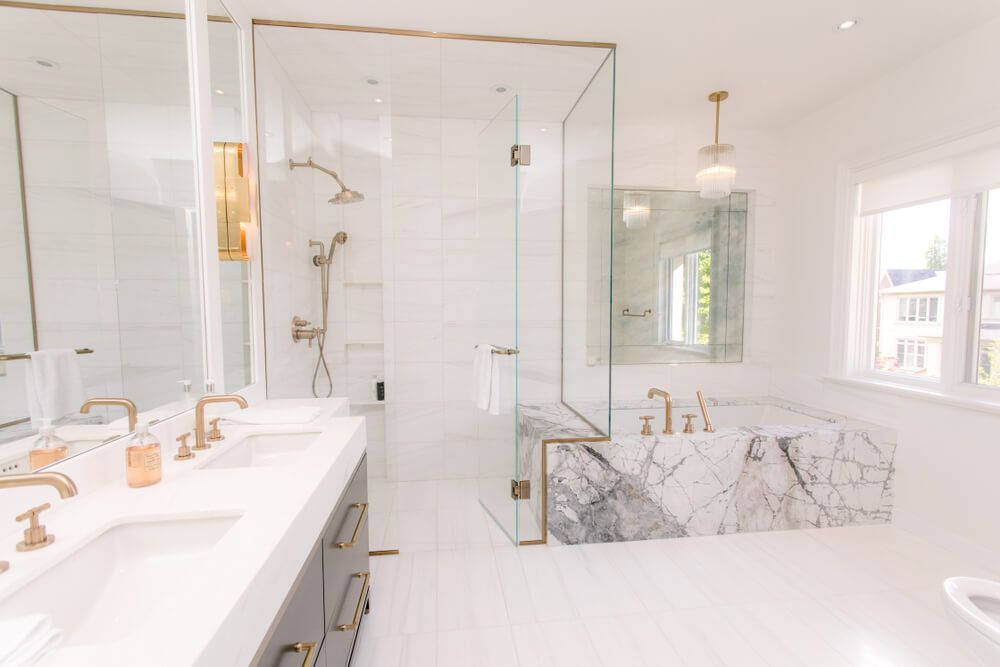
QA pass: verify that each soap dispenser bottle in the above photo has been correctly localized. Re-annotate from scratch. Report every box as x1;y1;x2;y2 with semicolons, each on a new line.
125;422;162;488
29;419;69;471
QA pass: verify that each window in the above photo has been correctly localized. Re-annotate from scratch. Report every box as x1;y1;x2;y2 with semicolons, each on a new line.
896;296;940;322
895;338;927;371
659;249;711;345
846;135;1000;400
870;199;949;380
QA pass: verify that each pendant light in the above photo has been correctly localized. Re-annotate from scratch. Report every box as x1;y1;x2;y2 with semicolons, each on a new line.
696;90;735;199
622;191;650;229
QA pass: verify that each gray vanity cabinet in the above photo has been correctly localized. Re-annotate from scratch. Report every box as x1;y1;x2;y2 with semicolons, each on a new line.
252;456;370;667
254;544;326;667
321;458;370;667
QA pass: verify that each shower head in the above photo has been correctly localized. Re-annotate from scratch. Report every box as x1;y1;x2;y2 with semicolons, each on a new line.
329;189;364;205
289;157;365;205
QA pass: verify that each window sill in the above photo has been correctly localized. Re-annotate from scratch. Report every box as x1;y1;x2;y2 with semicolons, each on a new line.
823;375;1000;417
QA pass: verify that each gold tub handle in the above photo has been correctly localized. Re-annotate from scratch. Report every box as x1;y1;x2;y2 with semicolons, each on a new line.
290;641;317;667
335;571;371;631
335;502;369;549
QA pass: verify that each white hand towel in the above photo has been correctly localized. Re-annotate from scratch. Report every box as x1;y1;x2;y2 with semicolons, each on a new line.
488;350;515;416
473;344;495;411
25;349;84;428
222;406;323;425
0;614;63;666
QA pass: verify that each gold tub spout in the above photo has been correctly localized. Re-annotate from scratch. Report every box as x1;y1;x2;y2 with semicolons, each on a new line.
646;388;673;434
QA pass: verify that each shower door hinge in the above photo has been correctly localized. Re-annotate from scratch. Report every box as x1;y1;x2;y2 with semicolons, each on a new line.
510;479;531;500
510;144;531;166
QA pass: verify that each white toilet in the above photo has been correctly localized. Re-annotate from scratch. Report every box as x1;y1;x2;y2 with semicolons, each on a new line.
943;576;1000;664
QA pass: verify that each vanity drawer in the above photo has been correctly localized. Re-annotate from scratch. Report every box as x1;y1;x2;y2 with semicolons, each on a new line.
253;543;326;667
321;457;369;666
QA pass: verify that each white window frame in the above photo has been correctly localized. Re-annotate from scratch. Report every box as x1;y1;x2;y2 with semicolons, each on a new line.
832;127;1000;406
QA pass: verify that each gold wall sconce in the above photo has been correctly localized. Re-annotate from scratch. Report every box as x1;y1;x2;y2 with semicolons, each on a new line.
214;141;250;261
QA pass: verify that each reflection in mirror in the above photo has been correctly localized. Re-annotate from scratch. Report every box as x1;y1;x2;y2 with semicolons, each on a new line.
0;3;204;473
604;188;747;364
208;2;253;393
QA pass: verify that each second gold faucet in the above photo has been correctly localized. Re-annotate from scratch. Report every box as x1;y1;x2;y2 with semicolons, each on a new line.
194;395;248;450
646;388;673;434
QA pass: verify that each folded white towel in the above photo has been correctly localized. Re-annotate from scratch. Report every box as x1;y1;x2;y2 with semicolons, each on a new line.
25;349;84;428
0;614;63;666
221;406;323;425
474;344;514;416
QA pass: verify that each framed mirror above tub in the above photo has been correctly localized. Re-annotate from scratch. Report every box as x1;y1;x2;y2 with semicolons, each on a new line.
0;0;266;474
605;187;749;364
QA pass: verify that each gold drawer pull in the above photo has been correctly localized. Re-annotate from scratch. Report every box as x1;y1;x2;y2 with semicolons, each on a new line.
335;571;371;631
290;641;317;667
335;502;368;549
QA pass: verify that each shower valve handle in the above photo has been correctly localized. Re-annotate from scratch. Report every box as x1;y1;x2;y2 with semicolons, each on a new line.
291;316;320;346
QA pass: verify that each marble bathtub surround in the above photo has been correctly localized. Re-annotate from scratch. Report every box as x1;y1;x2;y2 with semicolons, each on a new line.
518;397;896;546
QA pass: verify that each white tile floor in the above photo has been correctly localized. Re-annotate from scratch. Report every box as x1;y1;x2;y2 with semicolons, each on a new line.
357;477;996;666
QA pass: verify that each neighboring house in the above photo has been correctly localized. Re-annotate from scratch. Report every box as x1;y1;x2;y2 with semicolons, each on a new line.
877;265;1000;377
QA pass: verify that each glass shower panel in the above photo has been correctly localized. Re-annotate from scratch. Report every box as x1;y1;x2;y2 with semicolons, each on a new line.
475;96;519;544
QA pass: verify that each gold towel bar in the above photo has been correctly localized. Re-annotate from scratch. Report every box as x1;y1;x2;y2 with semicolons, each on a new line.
0;348;94;362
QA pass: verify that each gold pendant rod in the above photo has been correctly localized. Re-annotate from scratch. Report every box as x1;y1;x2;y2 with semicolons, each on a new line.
707;90;729;145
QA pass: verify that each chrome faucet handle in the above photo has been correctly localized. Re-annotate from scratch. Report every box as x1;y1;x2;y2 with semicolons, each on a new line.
639;415;655;436
16;503;55;552
174;432;195;461
206;417;224;442
682;414;697;434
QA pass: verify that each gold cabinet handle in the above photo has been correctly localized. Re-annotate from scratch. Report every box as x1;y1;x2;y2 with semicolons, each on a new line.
288;642;316;667
290;641;317;667
335;571;371;631
334;502;368;549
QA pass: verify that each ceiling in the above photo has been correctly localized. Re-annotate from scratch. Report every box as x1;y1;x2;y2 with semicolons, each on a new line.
242;0;1000;129
255;25;610;121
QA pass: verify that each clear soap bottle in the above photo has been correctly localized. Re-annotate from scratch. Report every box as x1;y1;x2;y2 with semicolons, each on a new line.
125;422;162;488
29;419;69;471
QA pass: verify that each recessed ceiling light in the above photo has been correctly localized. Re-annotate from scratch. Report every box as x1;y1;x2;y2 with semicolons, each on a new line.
494;84;510;94
374;97;383;104
540;127;548;132
366;77;380;86
29;56;58;69
836;18;859;31
214;88;225;95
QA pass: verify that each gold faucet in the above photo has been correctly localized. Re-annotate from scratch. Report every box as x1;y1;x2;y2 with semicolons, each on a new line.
194;395;248;450
647;388;674;434
0;472;78;554
81;397;138;432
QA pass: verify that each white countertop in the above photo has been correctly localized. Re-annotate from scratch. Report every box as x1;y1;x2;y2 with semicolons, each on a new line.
0;398;366;666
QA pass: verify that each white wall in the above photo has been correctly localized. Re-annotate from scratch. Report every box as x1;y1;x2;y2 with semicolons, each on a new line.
774;16;1000;561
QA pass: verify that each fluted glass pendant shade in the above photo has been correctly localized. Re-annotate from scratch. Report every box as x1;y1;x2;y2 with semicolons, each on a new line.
623;191;650;229
696;143;736;199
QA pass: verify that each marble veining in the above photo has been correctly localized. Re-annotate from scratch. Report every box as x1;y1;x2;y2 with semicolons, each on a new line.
519;398;896;545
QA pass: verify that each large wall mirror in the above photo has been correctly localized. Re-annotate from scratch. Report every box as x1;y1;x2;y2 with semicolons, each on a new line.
601;188;748;364
0;1;207;473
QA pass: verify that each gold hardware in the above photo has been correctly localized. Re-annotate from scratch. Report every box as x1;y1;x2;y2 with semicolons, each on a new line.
647;388;674;434
80;397;138;432
708;91;729;144
682;414;697;434
174;432;195;461
207;418;224;443
696;391;716;432
511;144;531;167
335;571;371;631
292;316;321;346
251;18;616;49
335;503;369;548
0;472;78;498
0;2;232;21
214;142;250;262
0;348;93;362
639;415;654;436
622;308;652;318
369;549;400;557
290;641;317;667
16;503;55;551
194;395;248;450
510;479;531;500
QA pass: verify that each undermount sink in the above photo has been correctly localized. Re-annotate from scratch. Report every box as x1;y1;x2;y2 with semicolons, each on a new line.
0;515;240;647
199;432;320;470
